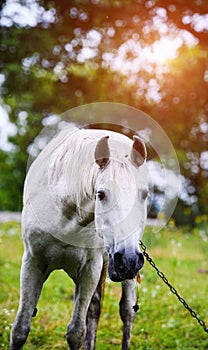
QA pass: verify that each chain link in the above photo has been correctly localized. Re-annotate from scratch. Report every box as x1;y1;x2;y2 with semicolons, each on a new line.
139;240;208;334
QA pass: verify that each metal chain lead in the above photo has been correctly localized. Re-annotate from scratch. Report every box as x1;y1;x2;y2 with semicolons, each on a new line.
139;240;208;334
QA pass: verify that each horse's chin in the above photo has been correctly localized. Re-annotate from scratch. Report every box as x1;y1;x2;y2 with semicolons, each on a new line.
108;270;137;282
109;272;125;282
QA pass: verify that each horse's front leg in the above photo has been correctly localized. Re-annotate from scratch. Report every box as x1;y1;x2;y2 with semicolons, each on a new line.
119;280;137;350
10;253;47;350
83;261;107;350
66;255;103;350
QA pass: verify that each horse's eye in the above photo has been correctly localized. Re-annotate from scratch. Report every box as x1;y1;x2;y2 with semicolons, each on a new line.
97;190;105;201
141;189;148;200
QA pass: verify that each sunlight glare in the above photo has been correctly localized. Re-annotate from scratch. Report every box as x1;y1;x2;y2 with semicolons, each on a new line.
151;36;183;65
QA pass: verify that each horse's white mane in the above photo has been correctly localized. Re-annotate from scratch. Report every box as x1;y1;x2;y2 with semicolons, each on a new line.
48;127;135;208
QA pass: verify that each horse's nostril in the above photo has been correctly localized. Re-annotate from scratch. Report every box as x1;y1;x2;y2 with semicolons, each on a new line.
114;252;122;259
137;252;144;270
114;252;125;270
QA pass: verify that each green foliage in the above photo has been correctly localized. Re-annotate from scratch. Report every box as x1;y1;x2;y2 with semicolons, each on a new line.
0;222;207;349
0;0;208;218
0;150;23;211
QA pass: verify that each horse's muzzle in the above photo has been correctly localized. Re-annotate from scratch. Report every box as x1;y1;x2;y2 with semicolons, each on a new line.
108;251;144;282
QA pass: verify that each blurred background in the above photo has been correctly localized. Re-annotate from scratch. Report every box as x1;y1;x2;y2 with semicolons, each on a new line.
0;0;207;231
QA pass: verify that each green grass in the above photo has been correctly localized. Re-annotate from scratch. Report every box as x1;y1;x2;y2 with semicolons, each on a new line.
0;222;208;349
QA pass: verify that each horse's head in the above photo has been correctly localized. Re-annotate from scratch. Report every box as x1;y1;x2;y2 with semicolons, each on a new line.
94;134;148;282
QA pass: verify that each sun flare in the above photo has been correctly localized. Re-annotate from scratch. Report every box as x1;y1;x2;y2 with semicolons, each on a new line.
151;36;183;65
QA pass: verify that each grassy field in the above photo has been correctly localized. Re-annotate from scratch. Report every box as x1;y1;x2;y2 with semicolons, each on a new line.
0;221;207;349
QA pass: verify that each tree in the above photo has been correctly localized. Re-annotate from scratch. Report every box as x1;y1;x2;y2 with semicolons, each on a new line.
0;0;207;222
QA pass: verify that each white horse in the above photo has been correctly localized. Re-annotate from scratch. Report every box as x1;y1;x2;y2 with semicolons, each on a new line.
10;127;148;350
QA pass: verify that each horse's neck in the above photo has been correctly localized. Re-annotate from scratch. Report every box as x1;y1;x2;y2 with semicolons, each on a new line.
62;197;95;220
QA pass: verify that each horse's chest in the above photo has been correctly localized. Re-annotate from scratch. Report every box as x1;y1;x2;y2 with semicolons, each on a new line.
47;244;86;269
28;234;89;277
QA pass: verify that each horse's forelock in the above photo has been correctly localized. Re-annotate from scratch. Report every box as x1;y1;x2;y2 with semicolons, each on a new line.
49;131;99;206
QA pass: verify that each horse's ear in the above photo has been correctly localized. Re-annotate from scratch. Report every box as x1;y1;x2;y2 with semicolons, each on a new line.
131;135;147;167
95;136;110;169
